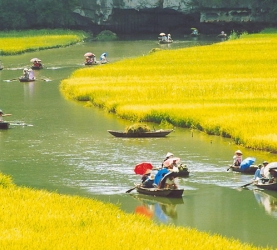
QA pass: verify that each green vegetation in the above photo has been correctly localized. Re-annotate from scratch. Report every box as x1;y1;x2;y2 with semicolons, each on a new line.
95;30;118;41
0;29;87;55
125;123;151;133
60;29;277;153
0;172;268;249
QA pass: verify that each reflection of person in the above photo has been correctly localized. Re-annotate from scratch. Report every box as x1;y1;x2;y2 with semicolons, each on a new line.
164;176;177;189
233;150;243;167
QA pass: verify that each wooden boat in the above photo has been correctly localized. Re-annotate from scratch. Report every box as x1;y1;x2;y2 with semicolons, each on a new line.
136;186;183;198
159;40;173;44
84;61;99;66
31;65;43;70
0;122;10;129
107;129;173;138
254;182;277;191
217;34;227;39
228;165;258;174
19;77;35;82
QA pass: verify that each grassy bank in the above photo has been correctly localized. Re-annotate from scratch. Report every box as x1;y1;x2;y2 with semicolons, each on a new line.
0;29;87;55
0;173;268;250
60;29;277;153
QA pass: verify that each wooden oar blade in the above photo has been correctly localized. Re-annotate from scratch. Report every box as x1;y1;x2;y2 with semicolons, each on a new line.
241;182;253;188
126;187;136;193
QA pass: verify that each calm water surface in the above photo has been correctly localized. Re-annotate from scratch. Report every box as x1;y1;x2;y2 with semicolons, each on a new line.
0;37;277;248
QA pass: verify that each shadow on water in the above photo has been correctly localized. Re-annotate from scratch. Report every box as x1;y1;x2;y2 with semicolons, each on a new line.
0;37;277;248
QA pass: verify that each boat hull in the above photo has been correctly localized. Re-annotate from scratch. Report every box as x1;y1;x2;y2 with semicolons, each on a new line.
31;66;43;70
0;122;10;129
136;186;183;198
230;166;257;174
107;129;173;138
159;40;173;44
19;77;35;82
254;182;277;191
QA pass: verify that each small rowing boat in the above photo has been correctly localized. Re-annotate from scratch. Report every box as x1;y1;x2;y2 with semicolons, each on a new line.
228;165;258;174
19;77;35;82
135;186;184;198
31;65;43;70
108;129;173;138
254;182;277;191
0;122;10;129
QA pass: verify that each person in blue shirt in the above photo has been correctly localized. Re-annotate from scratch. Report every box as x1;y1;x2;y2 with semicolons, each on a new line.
143;174;157;188
253;164;263;181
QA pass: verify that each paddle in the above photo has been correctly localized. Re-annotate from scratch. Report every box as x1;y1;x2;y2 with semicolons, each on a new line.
227;165;233;171
241;181;253;188
126;187;136;193
3;78;17;82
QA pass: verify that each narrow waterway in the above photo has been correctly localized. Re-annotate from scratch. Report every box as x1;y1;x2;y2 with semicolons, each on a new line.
0;37;276;248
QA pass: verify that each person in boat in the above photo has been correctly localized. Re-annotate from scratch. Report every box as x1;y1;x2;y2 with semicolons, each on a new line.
141;169;152;183
28;68;35;80
100;53;108;63
260;161;268;178
164;175;178;190
22;68;29;79
232;150;243;168
0;109;12;122
167;34;172;42
33;60;42;68
192;29;198;35
161;35;167;42
161;152;174;167
253;164;263;181
218;31;227;37
267;169;277;184
142;174;157;188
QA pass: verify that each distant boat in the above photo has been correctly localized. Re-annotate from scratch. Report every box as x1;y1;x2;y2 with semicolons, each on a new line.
228;165;258;174
19;77;35;82
107;129;173;138
0;122;9;129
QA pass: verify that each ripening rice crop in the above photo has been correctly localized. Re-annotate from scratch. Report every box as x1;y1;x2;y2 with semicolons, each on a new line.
0;172;268;250
0;29;86;55
60;29;277;152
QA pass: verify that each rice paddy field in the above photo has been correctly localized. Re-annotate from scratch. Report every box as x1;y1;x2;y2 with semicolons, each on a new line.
0;29;87;55
60;28;277;153
0;173;269;250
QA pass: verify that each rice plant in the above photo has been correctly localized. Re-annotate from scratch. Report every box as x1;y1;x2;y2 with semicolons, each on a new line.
60;29;277;152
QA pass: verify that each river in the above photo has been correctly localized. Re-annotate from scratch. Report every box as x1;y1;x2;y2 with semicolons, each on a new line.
0;36;276;249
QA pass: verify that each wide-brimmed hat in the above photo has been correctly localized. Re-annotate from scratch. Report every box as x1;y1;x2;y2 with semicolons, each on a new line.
235;150;243;155
263;161;268;165
166;152;174;158
149;174;155;180
144;169;152;175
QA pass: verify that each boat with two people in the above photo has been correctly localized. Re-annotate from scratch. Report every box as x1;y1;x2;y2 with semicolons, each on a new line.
253;162;277;191
158;32;173;44
228;151;257;174
84;52;98;65
19;68;35;82
30;58;43;70
190;28;199;37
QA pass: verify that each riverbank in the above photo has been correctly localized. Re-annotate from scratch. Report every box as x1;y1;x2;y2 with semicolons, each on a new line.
0;29;87;55
60;28;277;153
0;172;267;250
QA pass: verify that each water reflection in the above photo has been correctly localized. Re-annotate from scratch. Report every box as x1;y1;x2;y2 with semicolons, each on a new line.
253;190;277;218
132;194;183;223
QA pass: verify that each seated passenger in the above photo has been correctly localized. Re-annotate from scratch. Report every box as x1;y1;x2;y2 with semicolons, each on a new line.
233;150;243;168
164;175;177;189
142;174;156;188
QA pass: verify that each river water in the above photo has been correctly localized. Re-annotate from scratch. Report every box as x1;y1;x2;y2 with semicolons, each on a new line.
0;36;276;249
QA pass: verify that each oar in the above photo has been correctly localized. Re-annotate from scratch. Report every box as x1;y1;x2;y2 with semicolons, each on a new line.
3;78;17;82
241;181;253;188
126;187;136;193
227;165;233;171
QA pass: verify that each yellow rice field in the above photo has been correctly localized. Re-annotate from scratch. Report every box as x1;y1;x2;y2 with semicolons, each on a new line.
0;173;268;250
0;29;86;54
60;29;277;152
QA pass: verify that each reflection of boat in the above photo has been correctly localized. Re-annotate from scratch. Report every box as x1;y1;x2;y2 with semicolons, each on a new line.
107;129;173;138
253;190;277;218
254;182;277;191
229;165;257;174
0;122;9;129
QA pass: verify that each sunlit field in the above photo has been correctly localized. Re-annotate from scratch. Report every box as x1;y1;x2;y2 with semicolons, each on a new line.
0;173;268;250
60;29;277;152
0;29;86;54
